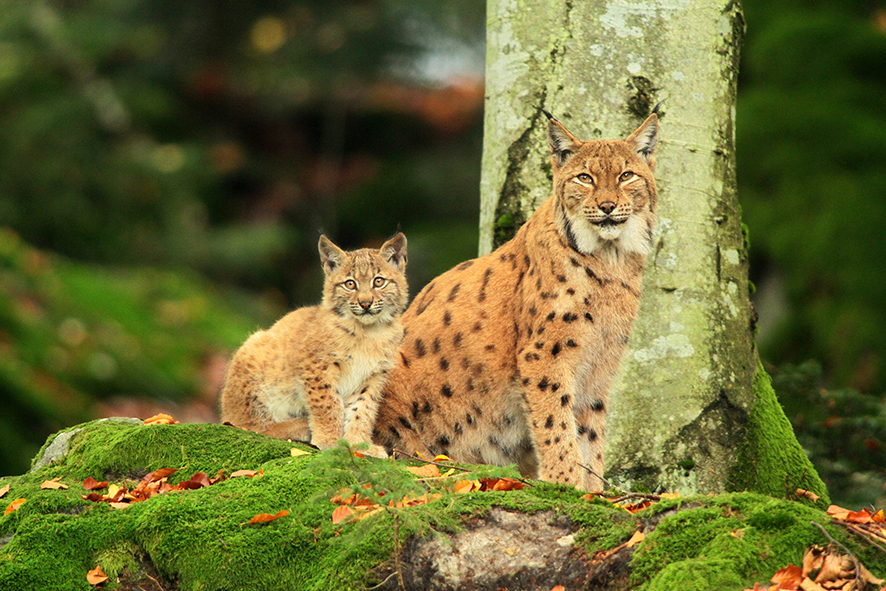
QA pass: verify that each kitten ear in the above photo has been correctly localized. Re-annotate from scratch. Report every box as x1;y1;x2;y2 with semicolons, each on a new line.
544;110;581;169
379;232;407;272
318;235;346;274
625;112;660;167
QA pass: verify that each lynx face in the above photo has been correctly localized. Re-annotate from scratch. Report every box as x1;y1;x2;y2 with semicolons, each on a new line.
320;236;408;326
548;116;658;261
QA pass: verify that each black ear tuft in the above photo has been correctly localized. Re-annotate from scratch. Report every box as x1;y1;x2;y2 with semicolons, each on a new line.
541;108;555;121
380;232;407;271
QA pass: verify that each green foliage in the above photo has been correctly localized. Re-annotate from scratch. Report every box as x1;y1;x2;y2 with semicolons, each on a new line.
739;0;886;391
0;231;269;477
769;361;886;508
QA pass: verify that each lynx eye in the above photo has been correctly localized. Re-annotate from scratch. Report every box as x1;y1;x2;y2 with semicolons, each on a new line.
372;277;386;288
618;171;634;182
577;173;593;183
343;279;357;290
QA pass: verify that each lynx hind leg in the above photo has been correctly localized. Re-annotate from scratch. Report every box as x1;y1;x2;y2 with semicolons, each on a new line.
575;402;608;491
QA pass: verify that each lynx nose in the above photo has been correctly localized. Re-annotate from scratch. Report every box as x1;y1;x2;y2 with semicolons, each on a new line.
358;300;373;310
598;201;616;215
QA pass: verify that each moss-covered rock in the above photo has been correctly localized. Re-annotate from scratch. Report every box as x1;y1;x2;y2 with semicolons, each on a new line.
0;419;881;590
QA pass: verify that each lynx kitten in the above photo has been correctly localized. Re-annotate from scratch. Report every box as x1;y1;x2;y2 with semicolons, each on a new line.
374;111;660;489
221;233;408;457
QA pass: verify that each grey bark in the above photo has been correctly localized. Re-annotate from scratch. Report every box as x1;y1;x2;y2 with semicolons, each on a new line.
480;0;755;494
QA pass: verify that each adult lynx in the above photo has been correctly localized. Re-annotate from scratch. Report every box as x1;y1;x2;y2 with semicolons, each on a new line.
374;112;659;489
221;234;408;456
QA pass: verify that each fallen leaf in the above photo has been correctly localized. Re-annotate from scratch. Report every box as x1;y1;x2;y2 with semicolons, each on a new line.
799;577;827;591
86;565;108;585
625;530;646;548
659;492;683;500
245;509;289;524
453;480;480;494
290;447;310;457
433;454;452;463
143;413;176;425
332;505;355;524
107;484;125;502
0;484;9;499
83;477;109;491
581;493;596;501
845;509;874;524
488;477;526;491
40;477;69;490
873;509;885;523
796;489;821;503
109;502;131;510
176;472;211;490
142;467;179;484
230;470;259;478
406;464;441;478
826;505;851;520
771;563;803;589
4;498;25;515
551;586;566;591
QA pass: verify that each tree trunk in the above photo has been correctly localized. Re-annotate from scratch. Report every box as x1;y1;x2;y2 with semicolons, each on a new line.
480;0;825;497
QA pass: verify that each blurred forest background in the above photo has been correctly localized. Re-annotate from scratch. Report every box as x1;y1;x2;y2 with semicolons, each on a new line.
0;0;884;508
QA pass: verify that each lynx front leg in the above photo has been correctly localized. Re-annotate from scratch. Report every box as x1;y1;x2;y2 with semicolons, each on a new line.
343;371;389;458
518;358;584;488
305;364;345;451
574;399;608;491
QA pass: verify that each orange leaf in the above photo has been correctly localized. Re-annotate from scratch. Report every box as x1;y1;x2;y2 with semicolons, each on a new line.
874;509;885;523
142;467;179;484
83;477;109;491
826;505;851;520
845;509;874;524
245;510;289;524
771;564;803;588
796;489;821;503
551;586;566;591
4;498;25;515
406;464;441;478
230;469;258;478
581;493;596;501
107;484;126;502
625;530;646;548
40;477;69;490
659;492;683;500
86;565;109;585
433;454;452;463
453;480;479;494
0;484;9;499
143;413;176;425
332;505;355;524
490;477;526;491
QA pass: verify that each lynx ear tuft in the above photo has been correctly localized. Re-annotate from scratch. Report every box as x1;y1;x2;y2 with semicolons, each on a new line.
547;115;581;168
625;113;660;165
318;235;346;274
380;232;407;271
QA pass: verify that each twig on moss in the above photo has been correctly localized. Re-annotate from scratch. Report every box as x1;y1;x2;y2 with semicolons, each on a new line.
811;521;862;590
394;512;406;591
838;522;886;556
578;463;615;491
366;572;398;590
391;449;472;472
609;492;662;505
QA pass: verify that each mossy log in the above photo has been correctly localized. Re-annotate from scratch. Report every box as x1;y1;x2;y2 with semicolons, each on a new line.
0;419;880;590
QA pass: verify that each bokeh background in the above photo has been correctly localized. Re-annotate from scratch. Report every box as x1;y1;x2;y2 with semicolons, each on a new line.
1;0;884;507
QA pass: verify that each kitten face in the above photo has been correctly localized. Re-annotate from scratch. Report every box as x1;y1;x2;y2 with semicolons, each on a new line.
318;233;408;325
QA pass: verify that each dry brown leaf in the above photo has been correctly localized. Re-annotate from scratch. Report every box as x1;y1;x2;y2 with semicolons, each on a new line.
0;484;9;499
83;477;109;491
813;553;847;583
826;505;851;520
796;489;821;503
873;509;885;523
40;477;69;490
86;565;109;585
453;479;479;494
109;502;131;510
245;510;289;525
143;413;176;425
230;469;259;478
488;477;526;492
4;498;25;515
799;577;828;591
142;467;179;484
176;472;211;490
406;464;441;478
332;505;355;524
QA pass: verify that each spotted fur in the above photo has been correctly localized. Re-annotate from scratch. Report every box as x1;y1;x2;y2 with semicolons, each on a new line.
220;233;408;457
374;113;659;489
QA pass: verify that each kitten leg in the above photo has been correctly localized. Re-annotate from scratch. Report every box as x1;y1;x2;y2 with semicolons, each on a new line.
343;371;389;458
304;364;345;451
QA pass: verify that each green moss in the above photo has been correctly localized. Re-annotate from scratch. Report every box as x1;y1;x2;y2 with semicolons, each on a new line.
2;419;882;590
728;364;829;505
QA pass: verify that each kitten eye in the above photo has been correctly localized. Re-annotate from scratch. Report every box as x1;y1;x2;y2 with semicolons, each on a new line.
343;279;357;290
372;277;386;288
619;171;634;182
577;173;593;183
